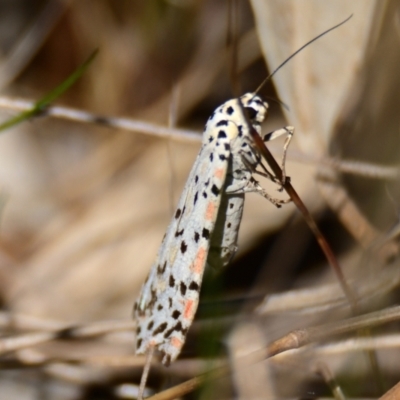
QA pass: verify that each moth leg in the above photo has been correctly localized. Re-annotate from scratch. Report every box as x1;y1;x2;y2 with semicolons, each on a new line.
262;126;294;188
253;166;283;186
242;178;291;208
237;152;274;182
224;173;251;193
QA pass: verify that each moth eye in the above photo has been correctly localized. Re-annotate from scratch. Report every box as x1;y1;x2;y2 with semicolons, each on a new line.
244;107;257;120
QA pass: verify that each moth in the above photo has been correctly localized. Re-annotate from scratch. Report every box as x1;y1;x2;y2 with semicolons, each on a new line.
133;92;293;365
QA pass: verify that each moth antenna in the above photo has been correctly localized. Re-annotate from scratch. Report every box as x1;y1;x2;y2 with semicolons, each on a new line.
254;14;353;95
227;0;240;96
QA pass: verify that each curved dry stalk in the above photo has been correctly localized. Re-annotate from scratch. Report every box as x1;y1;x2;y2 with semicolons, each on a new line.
0;96;201;143
268;305;400;355
293;151;400;180
5;349;148;369
315;334;400;355
256;263;400;315
0;318;135;356
1;96;399;182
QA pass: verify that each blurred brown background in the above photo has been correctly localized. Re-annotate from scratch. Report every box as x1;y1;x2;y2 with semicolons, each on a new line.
0;0;399;399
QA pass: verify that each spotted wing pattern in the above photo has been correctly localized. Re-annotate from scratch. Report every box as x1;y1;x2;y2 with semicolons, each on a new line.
134;94;269;365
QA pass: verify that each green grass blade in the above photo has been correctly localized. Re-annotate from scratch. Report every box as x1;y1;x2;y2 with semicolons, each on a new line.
0;49;98;132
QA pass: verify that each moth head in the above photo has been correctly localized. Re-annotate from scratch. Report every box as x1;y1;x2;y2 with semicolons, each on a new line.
240;93;268;125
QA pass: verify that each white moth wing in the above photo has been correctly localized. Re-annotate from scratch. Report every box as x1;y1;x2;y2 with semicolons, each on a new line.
208;192;244;269
134;107;239;365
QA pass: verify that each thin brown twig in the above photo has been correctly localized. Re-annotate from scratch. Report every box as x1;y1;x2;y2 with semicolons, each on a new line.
0;96;201;143
249;126;358;311
0;96;399;180
0;318;135;356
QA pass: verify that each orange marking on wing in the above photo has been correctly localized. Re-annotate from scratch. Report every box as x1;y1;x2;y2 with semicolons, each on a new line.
170;336;183;349
192;247;206;274
205;201;215;220
215;168;224;179
184;299;195;320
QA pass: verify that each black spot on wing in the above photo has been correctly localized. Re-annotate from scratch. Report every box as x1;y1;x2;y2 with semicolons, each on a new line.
157;304;163;311
224;143;230;151
227;222;232;228
169;275;175;287
175;229;184;237
216;120;228;126
227;106;234;115
202;191;207;199
210;153;214;162
211;184;220;196
164;326;174;338
172;310;181;319
175;208;181;219
208;136;214;143
218;130;227;138
137;338;143;348
161;261;167;273
202;228;210;239
195;175;199;183
147;320;154;330
219;154;226;161
194;232;200;243
176;321;188;335
148;288;157;309
229;203;234;209
180;282;187;296
189;281;200;291
169;298;173;308
174;321;185;332
153;322;168;335
180;241;187;254
194;192;198;205
164;321;188;339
